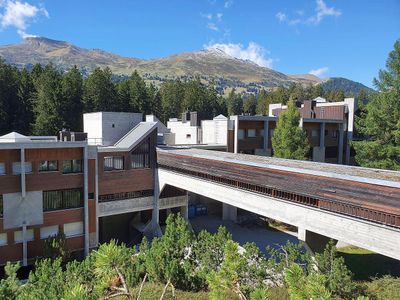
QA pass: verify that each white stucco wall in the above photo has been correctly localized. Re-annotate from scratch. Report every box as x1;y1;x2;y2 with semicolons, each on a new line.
84;112;142;146
201;115;228;145
167;121;198;145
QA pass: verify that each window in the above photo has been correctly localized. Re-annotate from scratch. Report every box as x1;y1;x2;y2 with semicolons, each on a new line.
0;163;5;175
40;225;59;239
0;195;3;218
64;222;83;237
238;129;245;140
332;130;338;138
104;156;124;171
12;162;32;174
131;138;151;169
63;160;82;174
39;160;58;172
0;233;7;246
247;129;256;138
325;129;329;136
14;229;34;243
43;189;83;211
312;129;318;137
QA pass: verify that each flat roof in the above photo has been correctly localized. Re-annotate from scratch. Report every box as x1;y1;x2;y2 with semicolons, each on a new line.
157;147;400;188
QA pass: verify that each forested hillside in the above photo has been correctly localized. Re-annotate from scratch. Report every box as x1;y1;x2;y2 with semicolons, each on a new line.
0;59;367;136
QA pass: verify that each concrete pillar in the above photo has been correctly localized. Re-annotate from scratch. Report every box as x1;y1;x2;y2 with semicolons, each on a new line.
181;204;188;220
298;228;335;254
95;149;99;248
345;131;353;165
338;124;344;164
20;147;26;198
152;168;160;225
233;116;239;154
83;145;89;256
263;120;269;151
22;223;27;266
315;122;326;162
222;203;237;222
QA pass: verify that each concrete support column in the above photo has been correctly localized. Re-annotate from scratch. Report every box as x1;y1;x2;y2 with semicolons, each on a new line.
20;147;27;266
180;194;189;220
233;116;239;154
152;168;160;225
222;203;237;222
338;124;344;164
95;149;99;248
313;122;326;163
263;120;269;150
298;228;335;254
22;223;27;266
345;131;353;165
83;145;89;256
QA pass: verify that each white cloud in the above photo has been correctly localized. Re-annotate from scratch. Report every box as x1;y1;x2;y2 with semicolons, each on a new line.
216;12;223;22
205;42;273;68
308;0;341;25
224;0;233;8
276;0;341;26
0;0;48;38
207;22;219;31
275;12;287;22
201;13;212;20
309;67;329;77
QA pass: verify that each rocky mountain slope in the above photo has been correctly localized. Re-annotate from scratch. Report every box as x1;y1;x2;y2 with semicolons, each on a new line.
0;37;372;94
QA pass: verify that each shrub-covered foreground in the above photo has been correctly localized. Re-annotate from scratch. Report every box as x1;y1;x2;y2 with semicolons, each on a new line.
0;214;399;300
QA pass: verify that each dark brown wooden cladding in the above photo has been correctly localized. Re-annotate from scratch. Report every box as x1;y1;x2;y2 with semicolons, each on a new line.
99;168;154;195
26;173;83;191
157;152;400;215
98;129;157;195
25;148;83;161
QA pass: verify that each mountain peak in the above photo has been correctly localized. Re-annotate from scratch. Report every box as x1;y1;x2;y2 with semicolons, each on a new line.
24;36;69;47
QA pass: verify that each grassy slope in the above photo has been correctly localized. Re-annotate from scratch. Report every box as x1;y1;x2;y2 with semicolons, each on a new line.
338;246;400;281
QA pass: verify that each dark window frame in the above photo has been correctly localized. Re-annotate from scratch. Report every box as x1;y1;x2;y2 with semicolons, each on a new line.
43;188;83;212
62;159;83;174
39;160;58;172
131;138;151;169
104;156;124;171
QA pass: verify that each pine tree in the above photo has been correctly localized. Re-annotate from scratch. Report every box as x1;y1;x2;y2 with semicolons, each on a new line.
83;67;117;112
129;70;150;113
227;88;243;116
160;80;185;123
256;88;269;115
15;69;35;134
61;66;83;131
243;94;257;115
116;79;131;112
272;100;310;160
32;65;64;135
0;59;19;135
353;40;400;170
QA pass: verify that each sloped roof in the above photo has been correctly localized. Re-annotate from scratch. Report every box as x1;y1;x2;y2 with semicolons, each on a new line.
0;132;32;143
112;122;157;151
213;114;228;120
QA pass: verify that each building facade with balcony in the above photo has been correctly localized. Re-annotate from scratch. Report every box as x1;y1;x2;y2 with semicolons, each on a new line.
228;97;356;165
0;113;188;266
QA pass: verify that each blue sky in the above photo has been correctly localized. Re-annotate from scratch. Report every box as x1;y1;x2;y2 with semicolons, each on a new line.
0;0;399;88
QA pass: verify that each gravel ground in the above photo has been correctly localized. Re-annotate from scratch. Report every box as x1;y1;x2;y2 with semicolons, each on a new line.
190;214;298;253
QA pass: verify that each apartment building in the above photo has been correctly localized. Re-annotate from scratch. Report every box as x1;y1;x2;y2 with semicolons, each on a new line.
0;113;188;266
228;97;356;165
0;132;95;266
166;112;228;148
